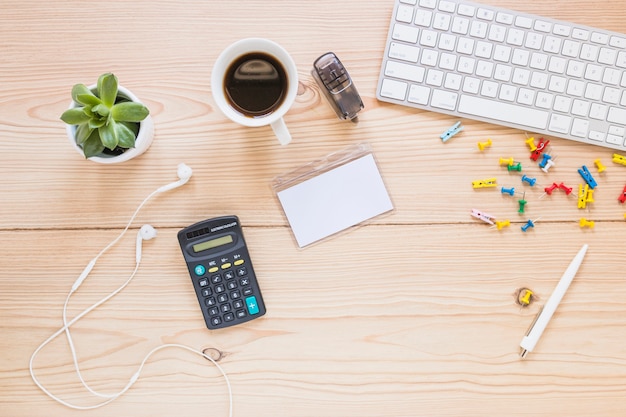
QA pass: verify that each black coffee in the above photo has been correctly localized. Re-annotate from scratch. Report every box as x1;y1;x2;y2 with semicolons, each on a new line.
224;52;288;118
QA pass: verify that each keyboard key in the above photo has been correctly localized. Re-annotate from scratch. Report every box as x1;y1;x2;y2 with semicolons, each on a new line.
431;89;458;111
408;85;431;105
392;24;419;43
380;79;408;100
458;95;549;129
389;42;419;62
385;61;425;82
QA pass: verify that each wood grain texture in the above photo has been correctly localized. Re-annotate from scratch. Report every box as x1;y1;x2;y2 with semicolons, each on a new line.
1;0;626;416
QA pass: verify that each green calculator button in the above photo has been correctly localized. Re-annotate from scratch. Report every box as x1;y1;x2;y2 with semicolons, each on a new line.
194;265;206;276
246;296;260;315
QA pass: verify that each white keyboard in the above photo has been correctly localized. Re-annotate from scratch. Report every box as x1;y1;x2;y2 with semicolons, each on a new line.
376;0;626;150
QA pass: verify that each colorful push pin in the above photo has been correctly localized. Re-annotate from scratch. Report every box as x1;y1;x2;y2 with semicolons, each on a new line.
594;159;606;173
501;186;515;196
507;162;523;172
521;219;536;232
538;153;552;169
440;121;463;142
525;137;537;152
558;182;573;195
578;165;597;189
470;208;495;225
613;153;626;166
521;175;537;186
517;288;534;307
477;138;493;151
544;182;560;195
541;158;556;173
495;219;511;230
579;218;595;228
499;157;515;166
518;194;527;214
472;178;498;188
530;138;550;161
618;185;626;203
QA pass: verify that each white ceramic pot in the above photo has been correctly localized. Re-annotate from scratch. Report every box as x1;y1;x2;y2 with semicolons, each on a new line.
66;85;154;164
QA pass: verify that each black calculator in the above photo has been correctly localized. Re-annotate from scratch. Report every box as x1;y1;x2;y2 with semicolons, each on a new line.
177;216;266;329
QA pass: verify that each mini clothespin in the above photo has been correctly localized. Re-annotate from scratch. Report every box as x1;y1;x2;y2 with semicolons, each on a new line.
578;165;597;189
521;175;536;186
594;159;606;173
440;121;463;142
525;136;537;152
495;219;510;230
501;186;515;196
521;218;537;232
472;178;498;188
618;185;626;203
477;139;492;151
579;218;595;228
613;153;626;166
577;184;594;209
530;138;549;161
471;208;495;225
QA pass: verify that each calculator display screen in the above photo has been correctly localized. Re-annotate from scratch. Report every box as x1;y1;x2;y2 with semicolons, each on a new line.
192;235;233;253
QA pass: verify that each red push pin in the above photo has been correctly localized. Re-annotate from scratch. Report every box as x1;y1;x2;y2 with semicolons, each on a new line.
558;182;573;195
544;182;559;195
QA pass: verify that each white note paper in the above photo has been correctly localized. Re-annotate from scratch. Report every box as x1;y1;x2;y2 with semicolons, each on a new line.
276;153;393;248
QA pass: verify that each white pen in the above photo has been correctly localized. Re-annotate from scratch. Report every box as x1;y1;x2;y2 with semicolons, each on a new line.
520;244;589;359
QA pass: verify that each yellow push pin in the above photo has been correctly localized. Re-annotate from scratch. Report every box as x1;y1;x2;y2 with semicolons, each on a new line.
579;218;595;228
525;137;537;152
517;288;534;307
499;157;515;166
477;139;493;151
495;219;510;230
594;159;606;173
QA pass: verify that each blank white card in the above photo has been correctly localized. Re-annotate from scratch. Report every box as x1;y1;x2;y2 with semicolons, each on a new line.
276;153;393;248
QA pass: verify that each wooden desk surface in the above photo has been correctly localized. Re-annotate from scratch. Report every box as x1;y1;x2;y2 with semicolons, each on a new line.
2;1;626;415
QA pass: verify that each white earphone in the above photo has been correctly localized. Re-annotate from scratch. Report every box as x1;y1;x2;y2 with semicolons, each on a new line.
29;164;233;413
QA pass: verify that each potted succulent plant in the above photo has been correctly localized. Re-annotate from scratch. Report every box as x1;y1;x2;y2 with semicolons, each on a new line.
61;73;154;163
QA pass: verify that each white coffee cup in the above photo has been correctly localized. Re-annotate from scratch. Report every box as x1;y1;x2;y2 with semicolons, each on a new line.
211;38;298;145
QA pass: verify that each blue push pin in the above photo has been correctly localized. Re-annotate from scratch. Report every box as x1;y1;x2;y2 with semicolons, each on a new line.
521;219;536;232
501;186;515;196
539;153;552;169
440;121;463;142
577;165;597;189
521;175;537;186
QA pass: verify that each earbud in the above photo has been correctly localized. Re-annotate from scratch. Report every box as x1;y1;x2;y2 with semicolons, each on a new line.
156;163;193;194
136;225;157;263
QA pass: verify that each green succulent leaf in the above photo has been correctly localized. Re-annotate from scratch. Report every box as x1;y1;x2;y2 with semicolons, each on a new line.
110;102;149;122
89;118;106;129
75;123;94;145
99;120;118;150
76;94;102;107
60;108;91;125
115;121;136;148
98;73;118;108
71;84;97;104
91;104;110;117
82;129;105;158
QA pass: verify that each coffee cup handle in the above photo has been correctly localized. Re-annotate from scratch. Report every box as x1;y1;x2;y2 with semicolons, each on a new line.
270;117;292;146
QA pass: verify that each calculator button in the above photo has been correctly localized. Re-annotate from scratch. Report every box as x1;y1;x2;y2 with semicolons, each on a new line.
199;278;209;287
231;290;241;299
233;300;244;309
218;294;229;303
201;288;213;297
234;259;245;266
242;287;253;296
227;281;237;290
215;284;225;293
221;303;231;313
211;274;222;284
239;277;250;286
205;297;216;306
221;262;232;269
194;265;206;276
246;296;260;315
209;307;219;316
211;316;222;326
224;313;235;322
236;309;247;319
224;270;235;280
236;267;248;276
208;266;219;273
